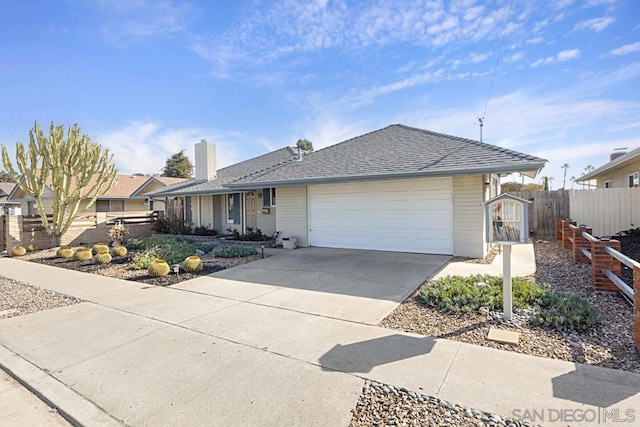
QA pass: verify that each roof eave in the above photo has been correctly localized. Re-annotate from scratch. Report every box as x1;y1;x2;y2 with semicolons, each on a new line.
575;147;640;182
226;162;547;189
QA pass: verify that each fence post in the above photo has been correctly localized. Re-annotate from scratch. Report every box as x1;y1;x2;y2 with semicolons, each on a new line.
561;219;577;250
572;225;593;263
590;239;621;292
555;216;564;241
634;266;640;353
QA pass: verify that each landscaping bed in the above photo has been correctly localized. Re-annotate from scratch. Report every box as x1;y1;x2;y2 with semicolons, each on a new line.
13;235;265;287
380;241;640;374
0;276;81;319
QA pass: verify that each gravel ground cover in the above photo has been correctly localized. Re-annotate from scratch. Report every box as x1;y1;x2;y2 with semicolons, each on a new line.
350;380;537;427
0;275;81;319
381;241;639;373
16;248;264;286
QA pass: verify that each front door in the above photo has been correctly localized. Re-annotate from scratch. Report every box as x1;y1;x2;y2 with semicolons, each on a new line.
246;193;258;230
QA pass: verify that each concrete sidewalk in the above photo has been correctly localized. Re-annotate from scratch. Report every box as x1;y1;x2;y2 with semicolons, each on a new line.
435;243;536;278
1;255;639;426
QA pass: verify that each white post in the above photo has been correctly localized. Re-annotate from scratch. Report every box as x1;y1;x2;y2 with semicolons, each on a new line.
503;244;513;320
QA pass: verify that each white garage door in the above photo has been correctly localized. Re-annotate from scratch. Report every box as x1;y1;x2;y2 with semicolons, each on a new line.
308;177;453;254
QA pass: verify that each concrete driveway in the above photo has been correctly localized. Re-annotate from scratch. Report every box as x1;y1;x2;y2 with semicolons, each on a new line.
176;247;451;324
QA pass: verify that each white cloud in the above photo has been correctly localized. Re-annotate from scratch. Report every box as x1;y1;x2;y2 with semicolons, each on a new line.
531;48;580;67
504;51;525;63
95;121;245;174
557;48;581;61
574;16;615;32
608;41;640;56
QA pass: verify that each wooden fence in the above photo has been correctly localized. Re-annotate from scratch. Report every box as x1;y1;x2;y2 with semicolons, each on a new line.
509;190;569;239
569;188;640;236
3;211;160;251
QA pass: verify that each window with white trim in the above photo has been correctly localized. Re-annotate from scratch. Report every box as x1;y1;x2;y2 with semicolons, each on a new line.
226;194;234;223
628;173;639;188
263;187;276;207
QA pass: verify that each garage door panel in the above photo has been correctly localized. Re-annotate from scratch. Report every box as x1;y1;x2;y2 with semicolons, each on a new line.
309;178;453;254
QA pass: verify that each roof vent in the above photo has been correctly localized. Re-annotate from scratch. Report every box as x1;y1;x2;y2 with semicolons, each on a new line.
297;146;303;161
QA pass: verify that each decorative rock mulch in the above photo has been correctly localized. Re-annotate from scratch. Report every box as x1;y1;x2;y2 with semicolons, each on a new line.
0;276;81;319
350;380;537;427
381;241;640;374
16;249;264;287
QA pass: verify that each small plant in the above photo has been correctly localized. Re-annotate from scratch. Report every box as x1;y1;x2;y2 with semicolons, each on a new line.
26;244;37;252
127;235;186;250
56;245;75;259
151;217;193;235
192;224;218;236
112;245;128;257
73;247;93;261
148;259;170;277
106;221;129;244
94;250;112;264
420;275;545;313
130;247;161;270
92;243;109;255
531;292;600;331
11;246;26;257
183;255;203;272
214;246;258;258
230;227;269;241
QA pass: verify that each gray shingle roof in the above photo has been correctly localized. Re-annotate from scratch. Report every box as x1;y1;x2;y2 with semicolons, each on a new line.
227;124;546;187
148;147;299;196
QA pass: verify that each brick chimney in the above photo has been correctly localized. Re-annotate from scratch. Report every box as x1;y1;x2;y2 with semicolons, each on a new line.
610;151;626;162
195;139;217;181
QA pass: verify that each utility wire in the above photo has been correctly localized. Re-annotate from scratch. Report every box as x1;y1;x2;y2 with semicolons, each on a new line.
481;0;515;121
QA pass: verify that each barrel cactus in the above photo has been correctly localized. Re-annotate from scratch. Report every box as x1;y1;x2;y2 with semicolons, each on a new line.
26;244;37;252
56;245;75;258
148;259;170;277
112;245;128;257
94;250;112;264
73;247;93;261
11;246;26;257
92;243;109;255
183;255;203;273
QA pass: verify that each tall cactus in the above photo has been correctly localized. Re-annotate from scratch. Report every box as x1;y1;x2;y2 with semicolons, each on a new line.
1;121;117;246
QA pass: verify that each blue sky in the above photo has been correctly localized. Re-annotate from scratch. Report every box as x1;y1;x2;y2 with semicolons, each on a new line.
1;0;639;189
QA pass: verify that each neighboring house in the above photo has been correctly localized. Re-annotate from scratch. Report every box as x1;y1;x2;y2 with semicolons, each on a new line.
576;148;640;188
0;182;19;215
150;125;546;257
7;175;186;214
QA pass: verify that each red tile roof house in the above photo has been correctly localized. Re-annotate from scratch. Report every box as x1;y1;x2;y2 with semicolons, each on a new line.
148;124;546;258
7;175;187;215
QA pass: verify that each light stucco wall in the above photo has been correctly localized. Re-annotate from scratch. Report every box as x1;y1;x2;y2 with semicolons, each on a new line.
452;175;486;258
275;186;308;246
595;159;640;188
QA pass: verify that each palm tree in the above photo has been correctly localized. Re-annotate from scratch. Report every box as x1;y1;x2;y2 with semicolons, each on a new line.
561;163;570;189
582;165;595;188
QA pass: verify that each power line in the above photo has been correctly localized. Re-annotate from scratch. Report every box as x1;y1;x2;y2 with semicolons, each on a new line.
480;0;515;130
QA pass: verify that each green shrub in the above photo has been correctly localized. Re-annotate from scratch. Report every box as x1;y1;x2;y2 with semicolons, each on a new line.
531;292;600;331
214;246;258;258
420;275;545;313
127;235;186;250
130;247;161;270
57;246;75;259
73;248;93;261
94;250;112;265
148;259;170;277
230;227;269;241
151;217;193;235
129;240;195;270
194;242;217;253
193;224;218;236
183;255;203;272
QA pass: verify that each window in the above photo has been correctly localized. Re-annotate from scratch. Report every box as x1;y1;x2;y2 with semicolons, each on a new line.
227;194;234;223
96;200;124;212
628;173;639;188
604;180;613;189
263;188;276;207
226;193;241;223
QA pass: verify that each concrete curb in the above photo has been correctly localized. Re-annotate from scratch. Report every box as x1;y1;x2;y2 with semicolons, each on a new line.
0;344;123;427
